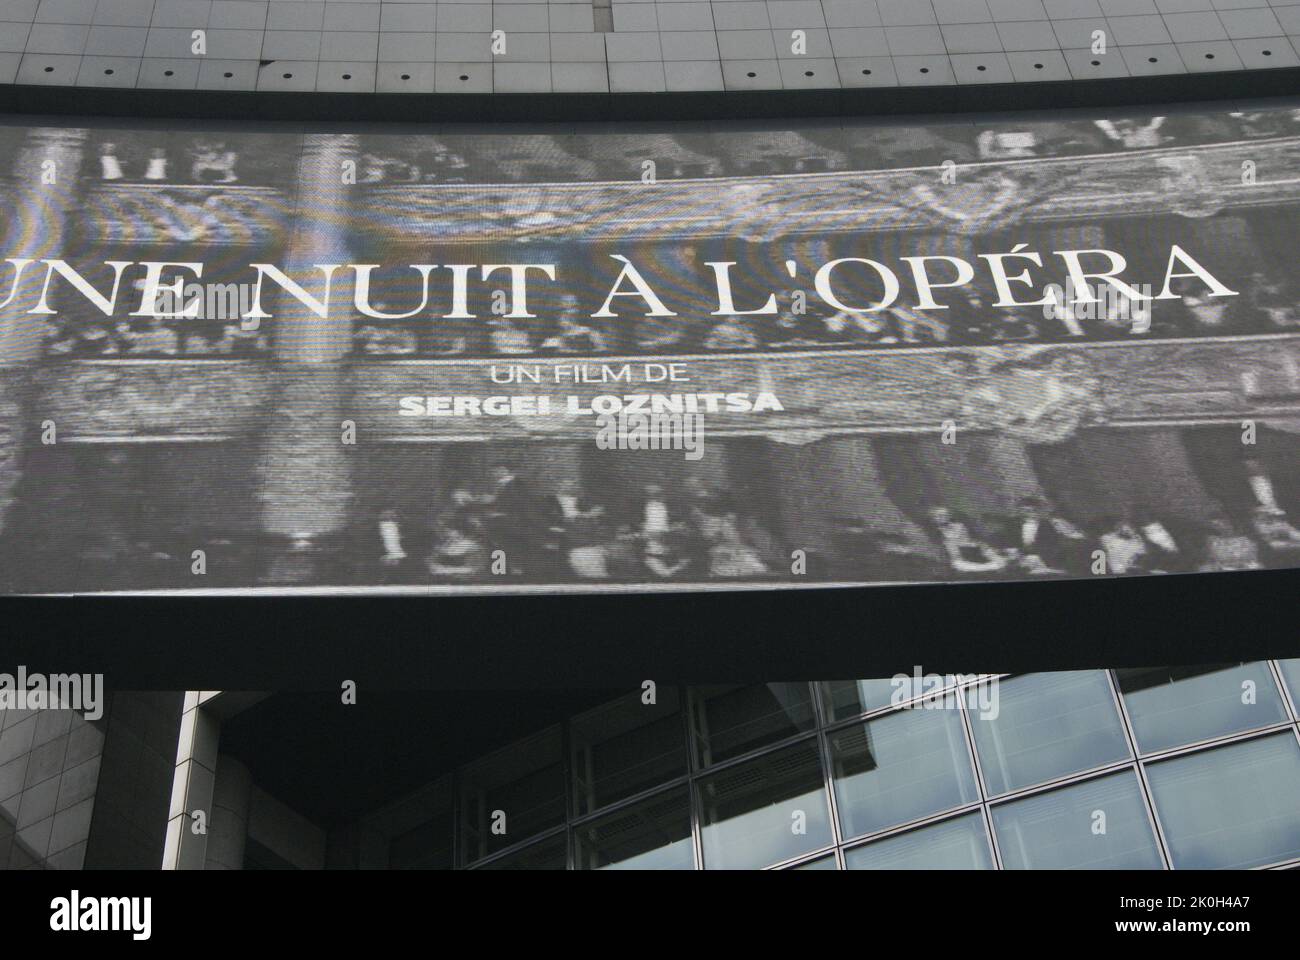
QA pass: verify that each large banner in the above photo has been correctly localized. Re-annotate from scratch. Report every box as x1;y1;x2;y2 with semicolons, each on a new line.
0;103;1298;593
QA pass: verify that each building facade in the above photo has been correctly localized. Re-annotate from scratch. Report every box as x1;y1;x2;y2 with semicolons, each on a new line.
5;665;1300;870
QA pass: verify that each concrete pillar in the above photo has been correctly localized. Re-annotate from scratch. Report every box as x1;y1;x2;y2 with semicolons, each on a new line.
257;134;359;584
205;755;253;870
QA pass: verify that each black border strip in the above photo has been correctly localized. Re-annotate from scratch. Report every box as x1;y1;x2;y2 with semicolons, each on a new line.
2;67;1299;124
2;569;1295;688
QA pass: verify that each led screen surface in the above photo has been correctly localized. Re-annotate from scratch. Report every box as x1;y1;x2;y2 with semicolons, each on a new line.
0;105;1298;594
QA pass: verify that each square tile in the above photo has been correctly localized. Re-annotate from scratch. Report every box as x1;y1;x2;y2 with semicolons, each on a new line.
208;1;267;28
54;757;99;813
941;22;1003;50
885;24;946;54
1232;35;1300;64
661;29;718;58
195;56;258;88
1044;0;1102;14
950;49;1015;79
551;60;608;90
1155;0;1214;11
720;57;779;87
494;4;550;32
0;754;29;802
150;0;211;27
26;22;89;53
203;26;262;56
1050;15;1110;47
823;0;881;26
606;29;660;58
255;58;317;90
435;4;490;29
933;0;994;22
1219;7;1284;34
766;0;826;28
830;26;889;55
491;29;549;60
997;18;1060;47
611;2;656;30
266;0;323;28
83;23;149;55
93;0;156;26
1176;36;1247;64
34;0;96;24
550;32;605;59
655;2;710;30
493;60;552;90
1061;45;1132;74
1100;0;1158;12
1004;47;1072;78
315;60;376;90
891;53;957;81
877;0;937;24
379;3;434;30
379;31;438;60
709;1;768;30
76;52;142;83
0;21;32;50
836;54;900;84
137;56;201;86
987;0;1048;19
1277;6;1300;30
376;61;435;91
435;61;492;91
321;2;375;30
0;50;19;80
1164;10;1230;38
0;0;40;20
142;25;193;55
1109;13;1173;42
19;779;61;826
717;27;775;57
777;55;836;84
15;817;52;862
1118;40;1187;69
47;796;94;855
550;3;594;30
664;57;723;88
320;29;376;58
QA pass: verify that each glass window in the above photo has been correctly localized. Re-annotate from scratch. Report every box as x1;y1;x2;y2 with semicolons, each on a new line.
971;671;1129;795
573;788;695;870
1116;663;1289;754
819;680;899;720
1146;733;1300;869
375;778;453;870
991;770;1163;870
845;813;993;870
389;818;453;870
459;727;565;865
790;854;838;870
698;739;832;869
829;702;979;840
1280;660;1300;709
475;832;568;870
821;675;972;722
570;688;686;817
691;684;816;767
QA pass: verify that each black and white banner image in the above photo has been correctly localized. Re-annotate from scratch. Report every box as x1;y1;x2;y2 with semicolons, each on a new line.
0;102;1298;595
